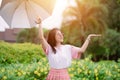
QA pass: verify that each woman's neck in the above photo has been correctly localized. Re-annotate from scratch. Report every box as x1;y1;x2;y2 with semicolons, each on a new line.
56;42;61;48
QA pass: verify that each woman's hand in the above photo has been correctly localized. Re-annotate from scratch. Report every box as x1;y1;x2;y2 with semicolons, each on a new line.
35;16;41;24
88;34;101;37
87;34;101;40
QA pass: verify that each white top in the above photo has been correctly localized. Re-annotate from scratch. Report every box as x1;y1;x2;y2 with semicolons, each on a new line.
44;44;80;69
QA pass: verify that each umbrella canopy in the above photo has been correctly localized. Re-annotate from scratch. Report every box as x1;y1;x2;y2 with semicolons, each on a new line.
0;16;9;32
0;0;2;7
0;0;56;28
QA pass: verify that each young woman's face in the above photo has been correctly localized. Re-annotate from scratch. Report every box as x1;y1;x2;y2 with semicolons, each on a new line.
55;30;63;43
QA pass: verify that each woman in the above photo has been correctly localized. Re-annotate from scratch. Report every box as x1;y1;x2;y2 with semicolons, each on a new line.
35;17;101;80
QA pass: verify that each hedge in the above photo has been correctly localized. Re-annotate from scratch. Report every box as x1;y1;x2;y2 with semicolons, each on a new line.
0;41;45;64
0;41;120;80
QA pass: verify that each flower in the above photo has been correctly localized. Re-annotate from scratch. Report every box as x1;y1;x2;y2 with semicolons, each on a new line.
2;76;7;80
77;68;82;73
96;77;98;80
34;78;37;80
88;70;91;74
1;68;5;72
34;70;38;74
78;61;80;65
17;72;22;76
85;58;89;61
94;69;98;76
114;65;118;69
94;69;98;74
70;74;74;77
38;62;42;65
40;68;44;72
37;73;41;76
82;78;86;80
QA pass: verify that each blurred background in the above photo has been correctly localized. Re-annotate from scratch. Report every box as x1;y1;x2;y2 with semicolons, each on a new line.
1;0;119;61
0;0;120;79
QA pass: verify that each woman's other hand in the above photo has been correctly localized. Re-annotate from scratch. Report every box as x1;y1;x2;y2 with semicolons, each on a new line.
87;34;101;40
88;34;101;37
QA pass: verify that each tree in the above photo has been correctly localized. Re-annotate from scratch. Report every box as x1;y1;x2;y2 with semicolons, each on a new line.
112;7;120;32
16;27;39;43
61;0;108;46
100;0;120;32
117;0;120;4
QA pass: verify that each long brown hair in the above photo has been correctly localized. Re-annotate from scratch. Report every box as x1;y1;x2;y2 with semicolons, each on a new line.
47;28;60;53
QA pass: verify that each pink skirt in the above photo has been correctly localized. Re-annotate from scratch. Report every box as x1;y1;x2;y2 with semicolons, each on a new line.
46;68;70;80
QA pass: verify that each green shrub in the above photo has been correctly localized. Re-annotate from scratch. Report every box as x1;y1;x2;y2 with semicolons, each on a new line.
70;59;120;80
0;58;119;80
0;58;49;80
0;41;45;64
88;29;120;61
16;27;40;44
0;41;120;79
16;27;49;44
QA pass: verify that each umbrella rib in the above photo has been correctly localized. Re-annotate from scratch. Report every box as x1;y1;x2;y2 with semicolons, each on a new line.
25;0;34;27
25;0;40;27
11;0;24;28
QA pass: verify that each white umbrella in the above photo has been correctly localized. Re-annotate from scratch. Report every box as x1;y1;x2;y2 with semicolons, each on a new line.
0;0;56;28
0;16;9;32
0;0;2;7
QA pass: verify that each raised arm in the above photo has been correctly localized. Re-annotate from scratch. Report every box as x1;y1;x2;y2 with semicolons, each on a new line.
35;17;49;50
79;34;101;53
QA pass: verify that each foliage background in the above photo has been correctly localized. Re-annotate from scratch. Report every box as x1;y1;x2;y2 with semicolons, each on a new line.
61;0;120;61
0;41;120;80
1;0;120;79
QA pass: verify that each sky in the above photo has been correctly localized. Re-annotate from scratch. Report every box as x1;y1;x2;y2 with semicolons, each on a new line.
42;0;77;29
42;0;68;29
